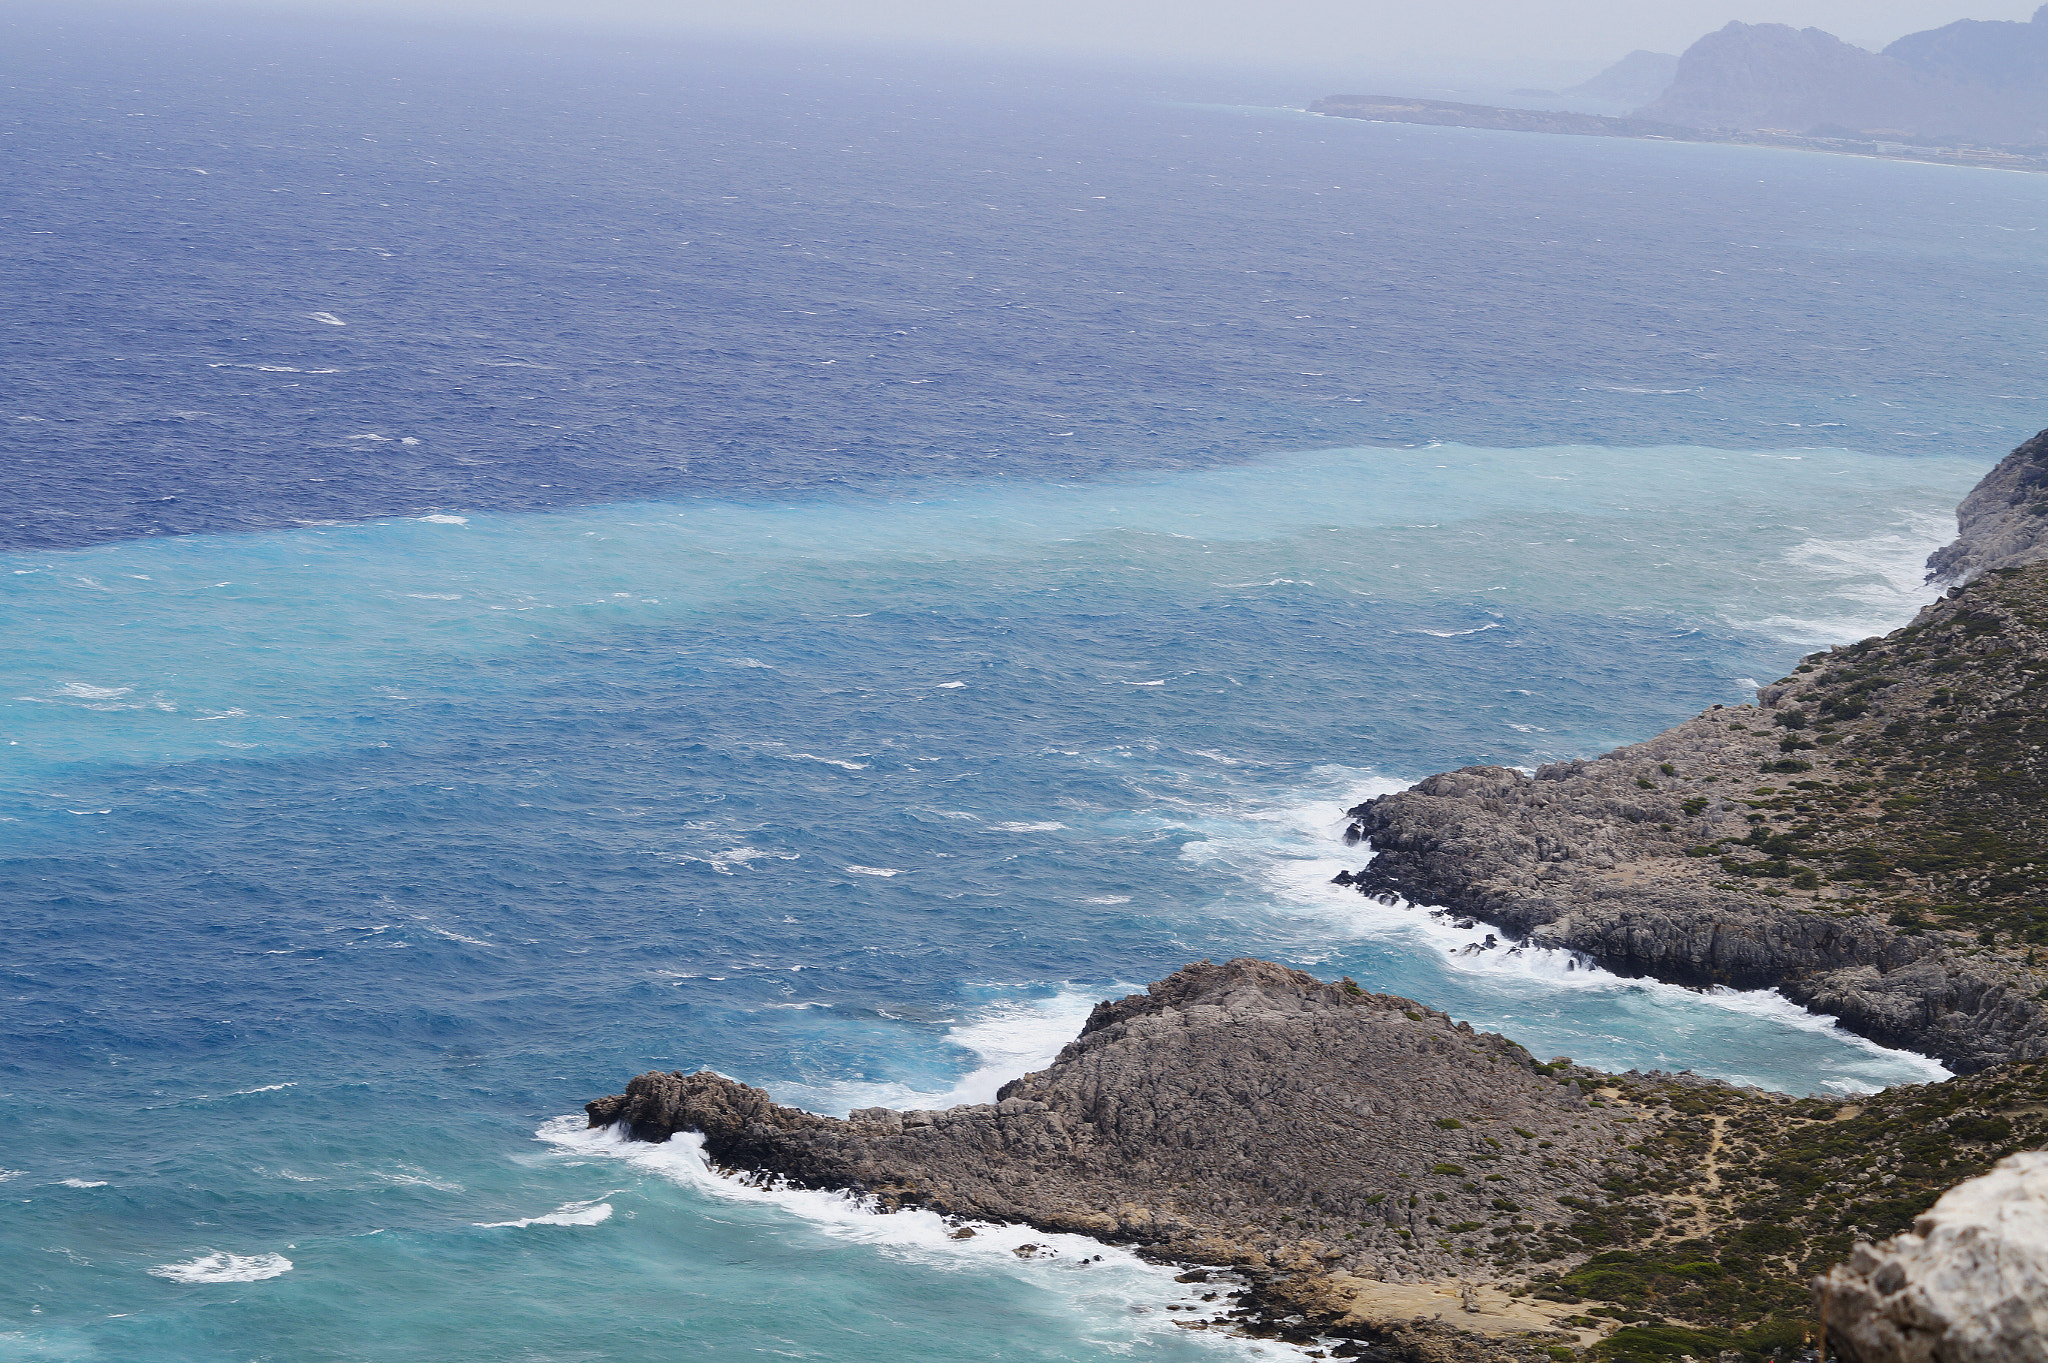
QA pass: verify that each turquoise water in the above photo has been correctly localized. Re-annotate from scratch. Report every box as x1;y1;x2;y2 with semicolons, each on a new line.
9;9;2048;1357
2;441;1973;1361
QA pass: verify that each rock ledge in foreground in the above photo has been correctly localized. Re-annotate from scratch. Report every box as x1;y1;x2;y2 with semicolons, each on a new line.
1816;1150;2048;1363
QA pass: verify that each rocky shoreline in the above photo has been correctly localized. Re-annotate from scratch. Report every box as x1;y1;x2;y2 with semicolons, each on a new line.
589;960;2048;1362
1341;429;2048;1073
589;431;2048;1362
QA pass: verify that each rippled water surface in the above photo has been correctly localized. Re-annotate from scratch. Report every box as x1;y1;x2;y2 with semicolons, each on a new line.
3;9;2043;1360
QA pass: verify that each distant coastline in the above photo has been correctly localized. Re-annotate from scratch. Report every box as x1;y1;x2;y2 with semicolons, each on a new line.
1308;93;2048;173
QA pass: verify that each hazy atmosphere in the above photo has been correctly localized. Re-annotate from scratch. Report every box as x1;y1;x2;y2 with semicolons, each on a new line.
217;0;2048;79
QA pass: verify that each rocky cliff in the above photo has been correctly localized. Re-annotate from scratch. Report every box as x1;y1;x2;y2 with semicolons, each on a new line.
1342;438;2048;1072
1925;426;2048;585
1815;1151;2048;1363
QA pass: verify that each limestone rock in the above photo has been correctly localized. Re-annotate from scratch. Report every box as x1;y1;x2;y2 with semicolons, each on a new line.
1926;427;2048;584
1815;1151;2048;1363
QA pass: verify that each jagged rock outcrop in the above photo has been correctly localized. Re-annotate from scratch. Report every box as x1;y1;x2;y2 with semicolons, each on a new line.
1925;427;2048;584
589;959;1703;1285
1816;1151;2048;1363
1343;549;2048;1071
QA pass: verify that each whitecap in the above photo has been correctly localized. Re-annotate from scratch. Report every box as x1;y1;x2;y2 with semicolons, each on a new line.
529;1121;1257;1353
792;753;868;770
988;821;1065;832
1416;623;1502;638
845;865;902;877
56;682;131;700
307;311;346;326
935;681;967;688
417;514;468;526
1116;679;1165;686
148;1251;293;1283
476;1197;615;1229
60;1179;108;1188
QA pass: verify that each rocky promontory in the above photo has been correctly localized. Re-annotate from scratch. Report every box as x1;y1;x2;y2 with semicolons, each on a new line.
590;960;2048;1360
592;959;1695;1284
1343;538;2048;1072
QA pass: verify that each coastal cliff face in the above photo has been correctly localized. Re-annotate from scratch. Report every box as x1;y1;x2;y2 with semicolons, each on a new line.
1344;551;2048;1072
1925;427;2048;584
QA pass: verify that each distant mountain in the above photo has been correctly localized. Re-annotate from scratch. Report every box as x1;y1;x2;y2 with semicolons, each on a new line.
1565;49;1679;105
1886;5;2048;88
1637;6;2048;146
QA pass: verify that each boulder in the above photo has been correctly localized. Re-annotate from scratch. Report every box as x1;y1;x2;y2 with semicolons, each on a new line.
1815;1151;2048;1363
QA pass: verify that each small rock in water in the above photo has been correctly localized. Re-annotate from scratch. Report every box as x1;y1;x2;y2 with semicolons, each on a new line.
949;1227;975;1239
1011;1243;1040;1258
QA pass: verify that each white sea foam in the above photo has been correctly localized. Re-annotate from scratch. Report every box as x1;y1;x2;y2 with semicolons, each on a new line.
148;1251;293;1283
989;821;1065;832
1170;765;1950;1094
56;682;131;700
532;1119;1287;1356
845;864;902;877
789;988;1105;1117
60;1179;107;1188
936;680;967;688
792;753;868;770
416;514;468;526
307;311;346;326
476;1196;615;1228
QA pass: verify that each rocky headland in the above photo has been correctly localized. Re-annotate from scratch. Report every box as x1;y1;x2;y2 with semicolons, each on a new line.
591;431;2048;1361
590;961;2048;1361
1341;430;2048;1074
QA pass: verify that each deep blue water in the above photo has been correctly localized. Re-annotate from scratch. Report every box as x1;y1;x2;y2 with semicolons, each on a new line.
2;8;2044;1361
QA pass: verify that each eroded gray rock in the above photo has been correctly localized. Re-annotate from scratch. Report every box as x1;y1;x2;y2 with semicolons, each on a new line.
586;958;1700;1283
1816;1151;2048;1363
1926;427;2048;585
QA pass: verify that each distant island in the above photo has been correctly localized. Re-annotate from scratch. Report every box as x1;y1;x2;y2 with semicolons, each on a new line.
1314;4;2048;174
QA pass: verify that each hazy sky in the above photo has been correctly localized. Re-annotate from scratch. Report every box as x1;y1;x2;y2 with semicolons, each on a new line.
389;0;2040;75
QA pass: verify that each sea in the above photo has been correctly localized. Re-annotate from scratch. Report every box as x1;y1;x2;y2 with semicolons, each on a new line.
5;7;2047;1360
